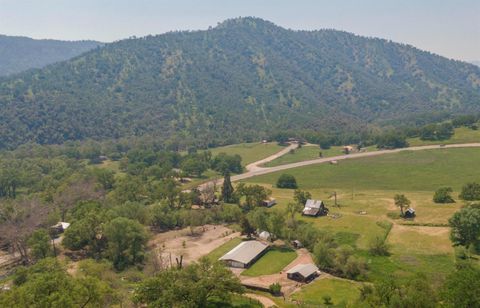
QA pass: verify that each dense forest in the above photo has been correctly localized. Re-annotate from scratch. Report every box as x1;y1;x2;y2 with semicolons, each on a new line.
0;35;102;76
0;17;479;150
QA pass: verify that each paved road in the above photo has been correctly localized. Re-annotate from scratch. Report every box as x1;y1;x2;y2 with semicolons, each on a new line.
230;142;480;183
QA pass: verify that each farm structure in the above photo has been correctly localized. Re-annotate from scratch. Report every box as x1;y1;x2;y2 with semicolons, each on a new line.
302;199;328;217
219;240;269;268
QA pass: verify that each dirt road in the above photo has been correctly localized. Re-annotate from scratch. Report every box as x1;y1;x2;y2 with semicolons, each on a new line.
230;142;480;183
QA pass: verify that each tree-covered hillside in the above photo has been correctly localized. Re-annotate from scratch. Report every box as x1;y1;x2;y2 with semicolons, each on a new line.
0;17;479;150
0;35;102;76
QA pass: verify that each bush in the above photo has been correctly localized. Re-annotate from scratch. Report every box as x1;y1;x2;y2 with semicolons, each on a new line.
433;187;455;203
269;282;282;295
276;174;298;189
369;236;390;256
459;182;480;201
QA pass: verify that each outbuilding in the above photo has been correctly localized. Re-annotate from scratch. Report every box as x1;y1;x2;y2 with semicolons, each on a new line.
219;240;269;268
302;199;328;217
262;198;277;207
286;263;319;282
404;208;416;218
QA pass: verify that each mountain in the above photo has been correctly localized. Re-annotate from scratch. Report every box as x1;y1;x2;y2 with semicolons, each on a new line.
0;35;102;76
0;17;479;150
471;61;480;67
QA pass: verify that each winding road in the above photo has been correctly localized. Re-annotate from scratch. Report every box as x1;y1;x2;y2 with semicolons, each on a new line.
199;142;480;189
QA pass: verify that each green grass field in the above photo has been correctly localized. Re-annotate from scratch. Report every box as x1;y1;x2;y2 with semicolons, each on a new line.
263;145;379;167
239;147;480;290
408;126;480;146
209;142;284;166
241;247;297;277
290;278;361;306
246;148;480;191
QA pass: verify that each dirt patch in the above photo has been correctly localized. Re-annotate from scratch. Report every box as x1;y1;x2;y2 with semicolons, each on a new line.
148;225;239;267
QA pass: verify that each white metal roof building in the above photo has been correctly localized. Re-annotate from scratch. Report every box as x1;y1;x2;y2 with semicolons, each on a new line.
219;240;269;268
287;263;319;282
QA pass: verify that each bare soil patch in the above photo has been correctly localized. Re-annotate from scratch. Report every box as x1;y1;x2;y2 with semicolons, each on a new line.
148;225;239;267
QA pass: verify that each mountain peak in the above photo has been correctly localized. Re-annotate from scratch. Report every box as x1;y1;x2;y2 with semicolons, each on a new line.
216;17;281;30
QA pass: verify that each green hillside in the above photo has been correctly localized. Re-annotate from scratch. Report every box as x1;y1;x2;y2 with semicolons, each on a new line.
0;35;102;76
0;17;479;150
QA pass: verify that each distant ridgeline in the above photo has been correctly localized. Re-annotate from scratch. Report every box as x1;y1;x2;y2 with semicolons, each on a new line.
0;17;479;150
0;35;102;76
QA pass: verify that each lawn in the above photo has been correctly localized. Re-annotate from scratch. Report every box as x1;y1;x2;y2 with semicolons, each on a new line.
245;148;480;191
209;142;284;166
408;126;480;146
291;278;361;306
241;247;297;277
206;237;243;262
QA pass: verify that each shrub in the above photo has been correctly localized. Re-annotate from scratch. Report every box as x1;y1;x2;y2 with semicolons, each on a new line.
269;282;282;295
433;187;455;203
276;174;298;189
459;182;480;201
369;236;390;256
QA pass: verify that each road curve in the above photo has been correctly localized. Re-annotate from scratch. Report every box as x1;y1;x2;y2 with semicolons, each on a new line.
231;142;480;183
196;143;480;189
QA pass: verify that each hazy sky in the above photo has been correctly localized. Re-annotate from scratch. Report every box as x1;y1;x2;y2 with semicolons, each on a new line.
1;0;479;61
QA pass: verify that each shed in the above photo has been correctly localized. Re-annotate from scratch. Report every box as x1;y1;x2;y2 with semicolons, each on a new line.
302;199;328;217
287;263;319;282
50;222;71;237
262;198;277;207
291;240;303;249
258;231;271;241
404;208;416;218
219;241;269;268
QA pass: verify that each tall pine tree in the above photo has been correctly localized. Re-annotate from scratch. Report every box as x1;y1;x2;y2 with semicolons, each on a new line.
221;172;235;203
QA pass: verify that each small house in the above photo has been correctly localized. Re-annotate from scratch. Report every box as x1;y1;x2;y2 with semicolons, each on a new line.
302;199;328;217
287;263;319;282
404;208;416;218
219;241;269;268
291;240;303;249
262;198;277;207
50;222;71;237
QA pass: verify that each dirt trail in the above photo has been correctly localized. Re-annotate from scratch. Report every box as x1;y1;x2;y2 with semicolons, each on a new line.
230;142;480;183
197;143;480;190
244;293;277;307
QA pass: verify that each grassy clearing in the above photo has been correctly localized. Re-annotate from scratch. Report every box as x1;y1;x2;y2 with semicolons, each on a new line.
387;225;453;255
408;126;480;146
208;294;263;308
246;148;480;191
209;142;284;166
241;247;297;277
241;148;470;290
205;237;243;262
264;145;378;167
291;277;361;306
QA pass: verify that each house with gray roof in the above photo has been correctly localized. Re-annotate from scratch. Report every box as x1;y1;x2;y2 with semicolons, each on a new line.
219;240;269;268
286;263;319;282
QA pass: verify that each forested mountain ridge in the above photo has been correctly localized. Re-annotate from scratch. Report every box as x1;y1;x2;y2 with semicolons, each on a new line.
0;35;102;76
0;17;479;150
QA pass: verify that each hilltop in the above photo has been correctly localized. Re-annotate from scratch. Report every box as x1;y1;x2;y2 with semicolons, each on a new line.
0;17;479;149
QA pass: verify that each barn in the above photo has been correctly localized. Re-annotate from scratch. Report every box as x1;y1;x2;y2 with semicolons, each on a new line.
286;263;319;282
219;240;269;268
